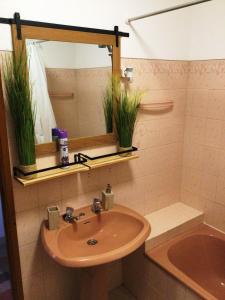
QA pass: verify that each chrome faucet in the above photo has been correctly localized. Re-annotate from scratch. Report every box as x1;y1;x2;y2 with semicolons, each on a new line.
64;207;85;223
91;198;103;214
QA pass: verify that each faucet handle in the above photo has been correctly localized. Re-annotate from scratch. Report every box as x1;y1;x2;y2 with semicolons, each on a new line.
66;207;74;216
64;207;75;223
91;198;103;214
93;198;102;204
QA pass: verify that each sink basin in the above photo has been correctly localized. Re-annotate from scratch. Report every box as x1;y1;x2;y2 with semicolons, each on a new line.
42;204;150;268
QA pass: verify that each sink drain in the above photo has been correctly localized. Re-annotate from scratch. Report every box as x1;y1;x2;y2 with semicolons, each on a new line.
87;239;98;246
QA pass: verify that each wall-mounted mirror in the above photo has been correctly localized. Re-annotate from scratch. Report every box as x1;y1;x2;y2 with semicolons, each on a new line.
11;25;121;155
26;39;112;144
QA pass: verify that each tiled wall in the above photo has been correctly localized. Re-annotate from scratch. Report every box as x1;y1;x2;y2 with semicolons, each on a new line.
12;58;187;299
4;54;225;299
181;60;225;232
3;48;225;299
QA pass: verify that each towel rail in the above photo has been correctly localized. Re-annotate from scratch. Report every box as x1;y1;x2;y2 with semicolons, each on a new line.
126;0;213;24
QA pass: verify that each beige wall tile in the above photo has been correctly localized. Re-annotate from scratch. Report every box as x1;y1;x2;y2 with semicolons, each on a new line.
182;168;202;194
182;60;225;233
23;273;45;300
184;116;206;145
16;208;41;246
200;173;217;200
37;178;62;206
215;175;225;206
204;200;225;232
207;90;225;120
187;89;208;118
13;181;38;213
19;239;44;278
181;189;206;212
204;118;223;148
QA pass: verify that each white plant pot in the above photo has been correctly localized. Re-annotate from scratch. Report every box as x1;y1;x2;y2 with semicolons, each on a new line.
20;163;37;180
118;146;132;157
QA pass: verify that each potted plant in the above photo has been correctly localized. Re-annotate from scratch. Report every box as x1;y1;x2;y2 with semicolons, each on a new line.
113;76;142;155
3;49;36;177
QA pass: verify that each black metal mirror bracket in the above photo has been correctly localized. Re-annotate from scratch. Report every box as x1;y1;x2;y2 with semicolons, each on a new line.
0;12;129;42
114;25;119;47
14;12;22;40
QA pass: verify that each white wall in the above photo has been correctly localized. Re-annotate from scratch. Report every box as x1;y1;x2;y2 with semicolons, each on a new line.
188;0;225;60
0;0;224;60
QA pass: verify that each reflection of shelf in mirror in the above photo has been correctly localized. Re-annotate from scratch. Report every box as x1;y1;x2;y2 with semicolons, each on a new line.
15;164;88;187
140;101;173;111
49;92;74;99
85;154;139;169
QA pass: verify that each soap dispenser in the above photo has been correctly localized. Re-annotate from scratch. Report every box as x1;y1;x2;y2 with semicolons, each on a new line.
102;184;114;210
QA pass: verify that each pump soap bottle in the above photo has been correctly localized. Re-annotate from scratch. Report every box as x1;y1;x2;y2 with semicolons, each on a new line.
102;184;114;210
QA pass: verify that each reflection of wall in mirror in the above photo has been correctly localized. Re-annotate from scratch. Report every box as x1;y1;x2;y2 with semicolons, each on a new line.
42;41;112;69
42;41;112;139
46;67;111;138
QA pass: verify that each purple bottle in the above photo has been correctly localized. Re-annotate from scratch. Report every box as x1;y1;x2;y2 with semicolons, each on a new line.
58;130;69;168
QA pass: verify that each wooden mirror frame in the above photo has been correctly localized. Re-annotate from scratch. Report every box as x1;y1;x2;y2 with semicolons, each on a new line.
11;24;121;156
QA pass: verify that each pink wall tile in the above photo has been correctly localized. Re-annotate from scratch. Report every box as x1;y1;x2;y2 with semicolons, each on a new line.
181;60;225;233
13;181;39;213
207;90;225;120
7;56;199;299
16;208;41;246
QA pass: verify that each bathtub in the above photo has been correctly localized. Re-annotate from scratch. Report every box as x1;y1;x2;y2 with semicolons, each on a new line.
148;224;225;300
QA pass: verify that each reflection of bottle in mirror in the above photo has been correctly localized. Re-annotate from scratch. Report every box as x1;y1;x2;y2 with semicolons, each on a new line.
58;130;69;168
52;128;60;142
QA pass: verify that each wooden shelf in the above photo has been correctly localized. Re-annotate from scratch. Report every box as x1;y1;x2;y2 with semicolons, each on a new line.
15;163;88;186
14;154;138;186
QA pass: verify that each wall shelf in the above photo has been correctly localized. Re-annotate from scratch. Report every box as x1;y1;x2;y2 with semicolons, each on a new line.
15;163;89;186
14;147;138;186
48;92;74;99
140;101;173;111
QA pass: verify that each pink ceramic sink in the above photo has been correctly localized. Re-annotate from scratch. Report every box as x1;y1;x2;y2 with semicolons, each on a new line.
42;204;150;268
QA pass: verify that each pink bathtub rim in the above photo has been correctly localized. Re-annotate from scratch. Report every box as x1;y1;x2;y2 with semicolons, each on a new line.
147;224;225;300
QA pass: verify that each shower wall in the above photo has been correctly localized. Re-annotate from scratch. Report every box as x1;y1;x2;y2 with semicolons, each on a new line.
181;60;225;232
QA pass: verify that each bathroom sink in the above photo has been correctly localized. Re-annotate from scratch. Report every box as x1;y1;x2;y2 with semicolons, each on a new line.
42;204;150;268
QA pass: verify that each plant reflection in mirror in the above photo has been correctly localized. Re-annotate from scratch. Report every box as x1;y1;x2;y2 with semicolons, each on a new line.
3;48;36;166
103;78;114;133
